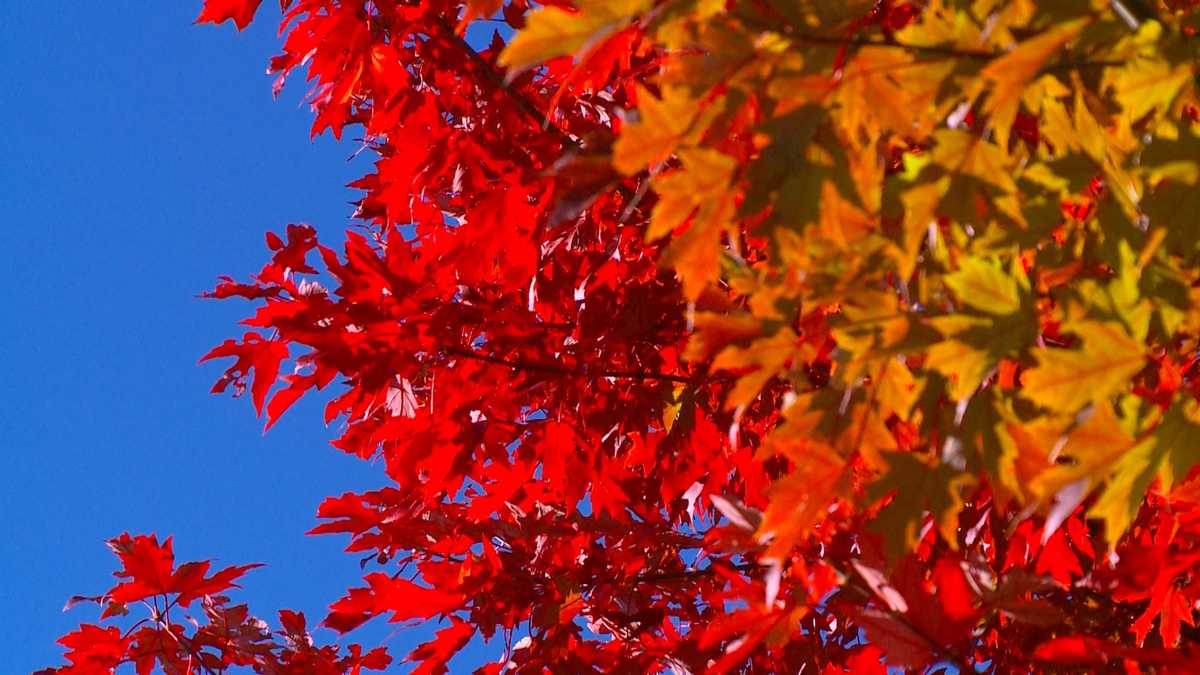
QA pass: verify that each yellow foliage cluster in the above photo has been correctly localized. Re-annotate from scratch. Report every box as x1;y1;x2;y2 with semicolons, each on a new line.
503;0;1200;556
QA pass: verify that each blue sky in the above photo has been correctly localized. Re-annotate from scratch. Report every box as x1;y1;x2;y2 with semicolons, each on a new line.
0;4;496;671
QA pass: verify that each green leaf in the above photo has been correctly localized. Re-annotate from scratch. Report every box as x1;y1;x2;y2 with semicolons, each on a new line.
1090;401;1200;541
868;453;973;563
925;311;1036;401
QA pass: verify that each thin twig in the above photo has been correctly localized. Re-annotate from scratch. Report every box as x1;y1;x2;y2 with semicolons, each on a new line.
445;345;693;383
792;31;997;59
624;561;765;585
739;2;1121;75
430;15;647;225
431;16;580;151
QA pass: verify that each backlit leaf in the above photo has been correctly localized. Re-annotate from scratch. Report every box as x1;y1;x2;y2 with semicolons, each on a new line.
1022;321;1145;413
498;0;652;74
944;257;1021;315
980;18;1088;149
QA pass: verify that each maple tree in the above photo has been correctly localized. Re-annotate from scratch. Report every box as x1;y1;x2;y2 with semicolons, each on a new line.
40;0;1200;672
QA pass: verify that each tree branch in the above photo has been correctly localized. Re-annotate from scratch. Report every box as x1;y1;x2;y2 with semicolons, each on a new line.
739;1;1120;74
444;346;694;383
788;29;1122;75
624;561;765;586
431;15;580;151
431;15;643;224
791;31;997;59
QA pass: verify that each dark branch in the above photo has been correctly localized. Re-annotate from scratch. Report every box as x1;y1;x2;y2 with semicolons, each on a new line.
444;346;694;383
431;16;580;151
738;2;1120;74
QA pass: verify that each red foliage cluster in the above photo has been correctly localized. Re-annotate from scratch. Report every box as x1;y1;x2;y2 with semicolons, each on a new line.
37;534;389;674
40;1;1200;673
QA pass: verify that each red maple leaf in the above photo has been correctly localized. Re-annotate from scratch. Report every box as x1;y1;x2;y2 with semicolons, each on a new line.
105;533;260;608
195;0;263;30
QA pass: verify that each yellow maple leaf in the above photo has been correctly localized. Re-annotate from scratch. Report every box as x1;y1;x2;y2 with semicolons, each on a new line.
647;148;737;240
925;337;992;401
836;47;953;142
649;148;738;300
1088;436;1157;542
758;437;847;561
894;0;982;50
839;399;899;472
1037;95;1081;159
684;312;763;362
997;413;1061;504
1031;400;1136;500
980;18;1088;149
1021;73;1072;115
889;179;946;277
767;73;837;115
712;329;801;410
498;0;651;74
1072;88;1142;212
1072;89;1108;163
661;210;733;302
1112;58;1193;122
944;257;1021;315
1087;400;1200;542
815;181;874;250
875;358;919;421
1021;321;1145;413
831;292;910;386
931;129;1016;193
612;85;722;175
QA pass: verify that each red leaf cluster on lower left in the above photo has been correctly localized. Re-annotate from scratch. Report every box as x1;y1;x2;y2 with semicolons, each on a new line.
37;533;392;675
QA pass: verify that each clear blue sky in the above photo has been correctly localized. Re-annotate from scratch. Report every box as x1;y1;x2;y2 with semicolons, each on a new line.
0;4;490;671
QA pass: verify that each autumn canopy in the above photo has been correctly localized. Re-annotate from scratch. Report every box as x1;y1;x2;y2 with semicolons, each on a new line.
41;0;1200;673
